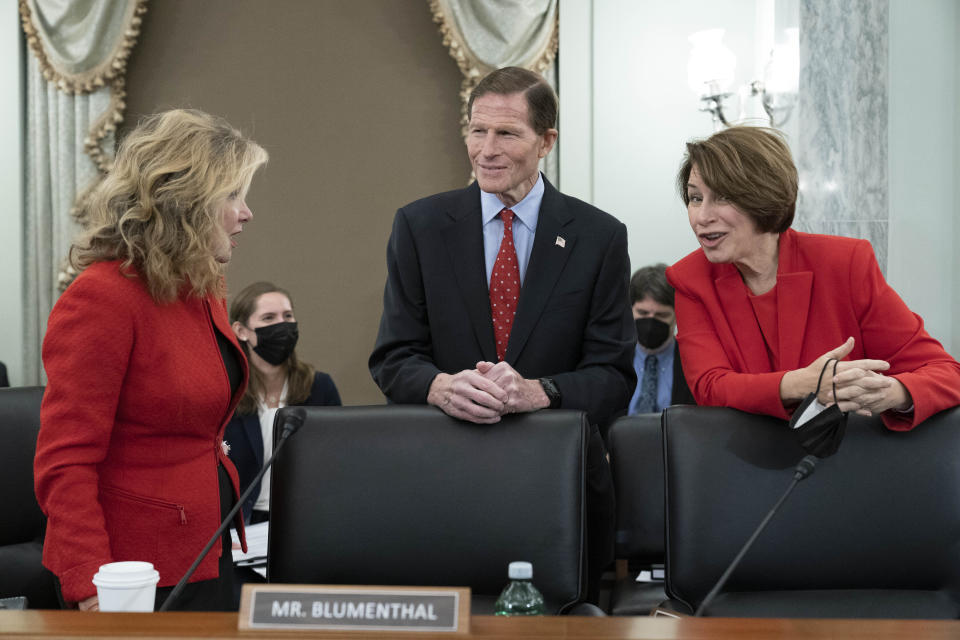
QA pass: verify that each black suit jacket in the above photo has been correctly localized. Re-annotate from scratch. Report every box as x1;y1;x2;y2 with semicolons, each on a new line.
225;371;341;522
671;342;695;406
369;177;636;428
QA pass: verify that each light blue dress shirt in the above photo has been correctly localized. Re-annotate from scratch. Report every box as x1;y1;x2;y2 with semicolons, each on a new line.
628;338;676;415
481;173;544;285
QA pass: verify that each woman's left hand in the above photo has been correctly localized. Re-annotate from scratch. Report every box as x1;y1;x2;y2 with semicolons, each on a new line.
831;368;912;416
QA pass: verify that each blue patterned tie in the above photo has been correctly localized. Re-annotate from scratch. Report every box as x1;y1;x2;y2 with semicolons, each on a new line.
636;355;659;413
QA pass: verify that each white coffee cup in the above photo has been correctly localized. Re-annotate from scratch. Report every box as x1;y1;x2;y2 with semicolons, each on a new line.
91;561;160;612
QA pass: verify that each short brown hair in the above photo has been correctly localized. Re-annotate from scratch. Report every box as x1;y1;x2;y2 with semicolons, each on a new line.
630;263;674;307
467;66;557;135
677;126;797;233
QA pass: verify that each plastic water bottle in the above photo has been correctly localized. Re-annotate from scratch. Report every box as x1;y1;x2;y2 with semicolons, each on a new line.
493;561;545;616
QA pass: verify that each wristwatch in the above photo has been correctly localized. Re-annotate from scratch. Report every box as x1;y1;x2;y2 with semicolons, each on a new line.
538;377;562;409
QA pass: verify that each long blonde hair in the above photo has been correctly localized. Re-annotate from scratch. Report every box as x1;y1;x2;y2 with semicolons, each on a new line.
71;109;268;302
230;281;316;416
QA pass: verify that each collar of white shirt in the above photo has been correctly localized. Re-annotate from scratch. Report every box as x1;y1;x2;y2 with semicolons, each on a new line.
480;172;544;233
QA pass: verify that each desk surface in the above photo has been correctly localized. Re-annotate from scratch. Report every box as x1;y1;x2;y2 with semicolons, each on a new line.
1;611;959;639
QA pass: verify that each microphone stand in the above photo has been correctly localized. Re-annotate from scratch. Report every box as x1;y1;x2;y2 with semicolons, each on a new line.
694;455;819;617
158;407;306;612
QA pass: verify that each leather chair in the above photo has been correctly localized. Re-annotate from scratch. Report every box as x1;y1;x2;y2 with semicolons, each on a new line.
0;386;58;608
606;412;667;615
663;405;960;618
267;405;589;614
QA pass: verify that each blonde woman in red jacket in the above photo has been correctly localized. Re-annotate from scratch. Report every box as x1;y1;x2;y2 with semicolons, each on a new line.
34;109;267;611
666;126;960;430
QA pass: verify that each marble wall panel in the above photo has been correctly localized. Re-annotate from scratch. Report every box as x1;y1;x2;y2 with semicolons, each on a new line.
794;0;889;269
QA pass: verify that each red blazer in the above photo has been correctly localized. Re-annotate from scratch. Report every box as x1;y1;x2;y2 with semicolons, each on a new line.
666;229;960;430
34;261;248;602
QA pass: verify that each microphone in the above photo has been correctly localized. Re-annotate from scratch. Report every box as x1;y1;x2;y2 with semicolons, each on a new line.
793;454;818;481
694;454;820;616
158;406;307;612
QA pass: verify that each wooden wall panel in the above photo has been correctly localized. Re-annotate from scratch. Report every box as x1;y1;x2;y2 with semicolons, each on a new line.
123;0;469;404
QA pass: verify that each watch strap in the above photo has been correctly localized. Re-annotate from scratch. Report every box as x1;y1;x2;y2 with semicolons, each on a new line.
539;377;561;409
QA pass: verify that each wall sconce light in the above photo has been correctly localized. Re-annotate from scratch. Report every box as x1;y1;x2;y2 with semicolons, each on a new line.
689;27;799;130
754;28;800;128
687;29;737;130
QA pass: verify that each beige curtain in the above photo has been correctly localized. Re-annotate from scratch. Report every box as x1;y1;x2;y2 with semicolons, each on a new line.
19;0;147;384
430;0;559;183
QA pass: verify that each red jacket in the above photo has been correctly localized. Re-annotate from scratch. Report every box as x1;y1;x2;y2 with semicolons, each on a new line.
34;261;248;602
666;229;960;430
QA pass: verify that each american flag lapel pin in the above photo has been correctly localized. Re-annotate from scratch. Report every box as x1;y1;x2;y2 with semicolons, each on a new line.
555;236;566;248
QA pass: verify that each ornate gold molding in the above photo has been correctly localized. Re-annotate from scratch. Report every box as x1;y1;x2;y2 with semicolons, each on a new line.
19;0;148;173
20;0;148;291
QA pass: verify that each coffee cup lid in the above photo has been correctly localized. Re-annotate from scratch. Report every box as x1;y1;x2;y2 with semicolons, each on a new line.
93;561;160;588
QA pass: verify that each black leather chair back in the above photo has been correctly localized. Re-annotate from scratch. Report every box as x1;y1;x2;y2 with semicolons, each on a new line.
608;413;664;564
0;387;45;546
606;412;667;615
268;405;588;613
0;386;58;608
663;405;960;618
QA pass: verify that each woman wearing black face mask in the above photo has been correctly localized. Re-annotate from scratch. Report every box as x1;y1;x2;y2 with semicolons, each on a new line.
225;282;341;525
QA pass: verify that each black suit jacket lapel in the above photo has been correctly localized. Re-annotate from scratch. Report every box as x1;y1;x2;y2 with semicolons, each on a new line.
671;341;695;405
241;414;264;469
440;183;497;362
506;178;576;363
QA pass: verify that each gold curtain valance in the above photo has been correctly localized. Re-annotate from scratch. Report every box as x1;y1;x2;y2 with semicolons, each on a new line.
19;0;148;171
429;0;558;141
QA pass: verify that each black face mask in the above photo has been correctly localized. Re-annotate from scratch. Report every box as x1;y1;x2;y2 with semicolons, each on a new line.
251;321;299;366
790;358;847;458
635;317;671;350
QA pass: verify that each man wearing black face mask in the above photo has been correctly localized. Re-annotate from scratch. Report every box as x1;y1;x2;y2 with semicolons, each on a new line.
628;264;694;415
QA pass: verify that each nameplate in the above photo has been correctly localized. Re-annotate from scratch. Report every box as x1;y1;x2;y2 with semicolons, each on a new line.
238;584;470;633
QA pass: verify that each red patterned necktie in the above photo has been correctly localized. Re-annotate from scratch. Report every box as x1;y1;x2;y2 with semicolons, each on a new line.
489;208;521;361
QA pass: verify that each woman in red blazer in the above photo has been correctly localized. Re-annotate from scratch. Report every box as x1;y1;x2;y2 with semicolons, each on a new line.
666;127;960;430
34;110;267;610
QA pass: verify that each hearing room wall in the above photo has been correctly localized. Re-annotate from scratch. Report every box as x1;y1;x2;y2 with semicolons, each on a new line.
122;0;470;404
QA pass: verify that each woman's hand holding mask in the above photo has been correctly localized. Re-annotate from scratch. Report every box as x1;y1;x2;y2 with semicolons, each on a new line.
780;337;892;413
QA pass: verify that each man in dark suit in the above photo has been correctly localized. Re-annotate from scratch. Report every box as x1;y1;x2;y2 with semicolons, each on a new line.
369;67;635;602
628;264;695;416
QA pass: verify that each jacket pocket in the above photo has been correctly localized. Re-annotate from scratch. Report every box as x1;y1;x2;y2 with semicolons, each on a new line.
100;485;187;524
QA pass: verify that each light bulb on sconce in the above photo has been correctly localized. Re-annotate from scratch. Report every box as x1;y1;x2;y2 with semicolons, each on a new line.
687;29;738;130
752;27;799;128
